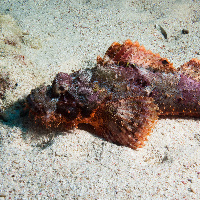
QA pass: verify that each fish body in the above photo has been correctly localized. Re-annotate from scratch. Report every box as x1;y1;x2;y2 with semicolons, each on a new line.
27;40;200;149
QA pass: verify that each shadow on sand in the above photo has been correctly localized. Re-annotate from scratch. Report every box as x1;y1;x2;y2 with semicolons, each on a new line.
0;98;98;149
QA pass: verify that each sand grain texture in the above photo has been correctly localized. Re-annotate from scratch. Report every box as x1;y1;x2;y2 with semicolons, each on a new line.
0;0;200;199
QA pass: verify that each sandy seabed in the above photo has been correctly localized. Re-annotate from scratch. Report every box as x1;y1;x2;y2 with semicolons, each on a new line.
0;0;200;199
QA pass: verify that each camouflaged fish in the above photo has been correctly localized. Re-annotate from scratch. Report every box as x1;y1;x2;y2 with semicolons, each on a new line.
27;40;200;149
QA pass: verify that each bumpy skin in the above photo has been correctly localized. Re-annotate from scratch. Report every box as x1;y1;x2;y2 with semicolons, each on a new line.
27;40;200;149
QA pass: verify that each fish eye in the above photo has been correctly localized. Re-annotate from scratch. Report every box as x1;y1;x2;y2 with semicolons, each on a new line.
59;86;65;91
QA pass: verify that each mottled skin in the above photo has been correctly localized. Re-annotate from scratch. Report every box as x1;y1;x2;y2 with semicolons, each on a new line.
27;40;200;149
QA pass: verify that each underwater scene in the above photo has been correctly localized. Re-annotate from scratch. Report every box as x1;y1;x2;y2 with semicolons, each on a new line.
0;0;200;199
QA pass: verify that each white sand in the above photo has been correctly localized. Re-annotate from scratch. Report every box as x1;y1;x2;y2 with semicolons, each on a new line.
0;0;200;199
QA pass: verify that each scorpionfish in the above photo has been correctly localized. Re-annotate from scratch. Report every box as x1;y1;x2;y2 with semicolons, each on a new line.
27;40;200;149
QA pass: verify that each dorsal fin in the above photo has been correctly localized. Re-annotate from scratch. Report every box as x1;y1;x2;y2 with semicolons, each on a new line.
178;58;200;81
97;40;176;73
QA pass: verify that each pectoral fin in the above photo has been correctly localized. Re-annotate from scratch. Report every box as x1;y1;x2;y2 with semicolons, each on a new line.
90;97;158;149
